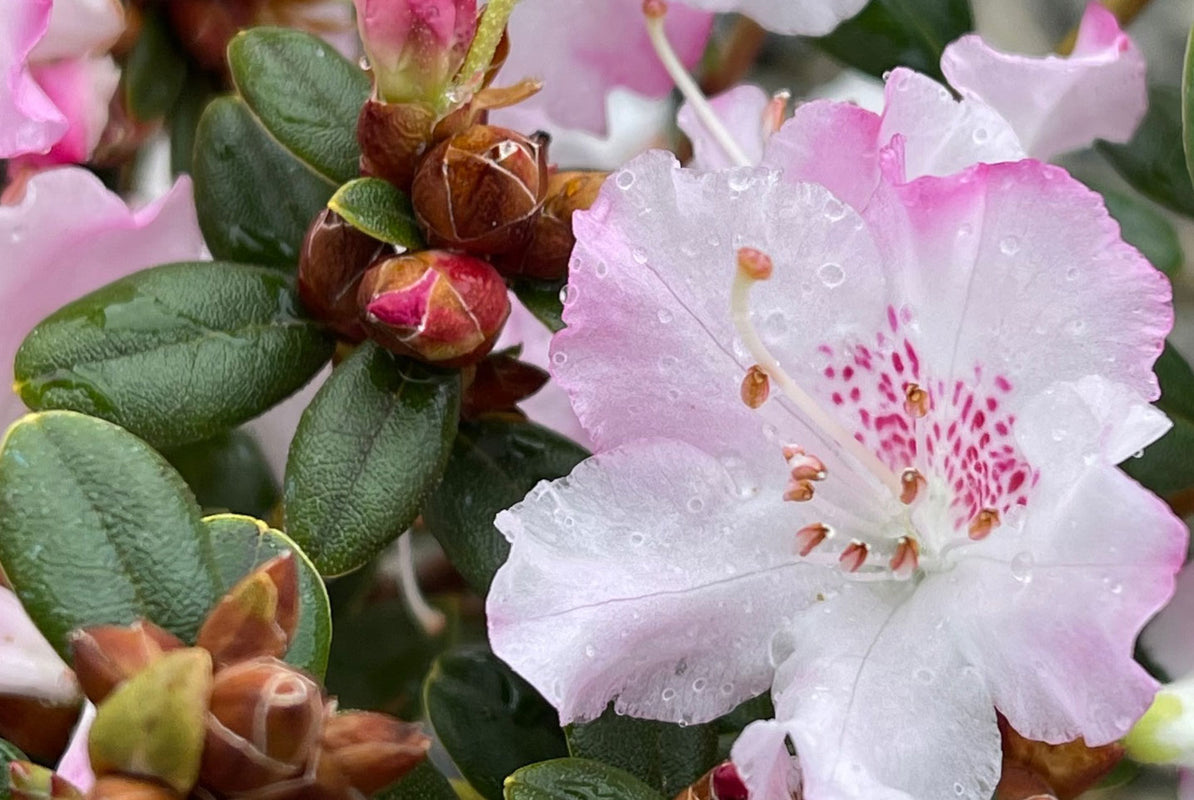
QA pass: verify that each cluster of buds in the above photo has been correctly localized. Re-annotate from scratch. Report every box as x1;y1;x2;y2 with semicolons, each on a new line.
9;554;428;800
299;0;608;372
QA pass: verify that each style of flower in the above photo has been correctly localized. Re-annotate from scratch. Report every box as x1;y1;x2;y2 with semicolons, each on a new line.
0;167;207;428
486;111;1183;799
1;0;124;168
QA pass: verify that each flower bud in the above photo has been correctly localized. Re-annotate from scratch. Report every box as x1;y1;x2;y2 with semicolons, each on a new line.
199;658;326;795
354;0;477;105
0;696;81;764
1125;676;1194;767
299;209;392;341
320;711;430;795
8;761;83;800
88;649;212;795
461;350;549;419
358;251;510;367
70;621;183;705
87;776;181;800
196;553;300;669
411;125;549;255
492;171;606;279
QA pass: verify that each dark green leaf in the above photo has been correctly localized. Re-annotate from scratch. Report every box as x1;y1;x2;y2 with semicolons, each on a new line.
14;261;334;449
1095;185;1184;276
1123;343;1194;495
204;514;332;677
512;279;566;333
566;707;717;797
328;178;425;249
228;28;370;184
1183;26;1194;191
714;693;774;760
193;96;337;266
164;429;280;518
284;343;460;576
1098;86;1194;218
0;412;219;656
814;0;973;83
170;71;216;176
123;9;188;121
378;761;459;800
503;759;662;800
423;419;587;592
425;649;569;800
0;739;26;800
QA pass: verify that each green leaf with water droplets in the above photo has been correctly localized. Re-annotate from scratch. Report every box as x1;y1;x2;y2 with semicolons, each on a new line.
328;178;424;249
14;261;334;449
1123;343;1194;495
503;759;662;800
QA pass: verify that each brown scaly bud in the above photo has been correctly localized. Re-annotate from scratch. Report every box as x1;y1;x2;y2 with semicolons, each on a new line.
411;124;549;255
460;351;549;420
298;209;392;342
320;711;430;795
86;776;182;800
199;658;326;796
196;552;300;669
8;761;84;800
997;715;1122;800
358;251;511;367
88;649;212;796
492;170;607;279
0;696;81;764
70;621;184;705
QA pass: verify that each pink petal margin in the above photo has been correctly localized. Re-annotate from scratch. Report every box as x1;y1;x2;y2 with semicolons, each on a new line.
0;0;67;158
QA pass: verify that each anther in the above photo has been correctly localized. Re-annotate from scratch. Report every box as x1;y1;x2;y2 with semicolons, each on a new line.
642;0;667;18
736;247;773;281
795;523;830;557
899;468;926;505
740;365;770;408
762;90;790;138
787;452;827;483
889;537;920;580
839;540;869;572
784;480;815;502
903;383;931;418
968;508;1001;540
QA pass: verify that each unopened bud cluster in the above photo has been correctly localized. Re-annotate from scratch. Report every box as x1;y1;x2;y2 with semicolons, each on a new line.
10;554;428;800
299;1;608;370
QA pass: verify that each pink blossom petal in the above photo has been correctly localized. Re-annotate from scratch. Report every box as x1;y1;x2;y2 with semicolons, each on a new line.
1182;769;1194;800
0;586;79;704
862;160;1170;406
55;701;95;793
496;0;713;134
769;582;1001;800
0;0;67;158
763;68;1024;210
0;167;207;428
17;54;119;167
940;2;1147;160
488;438;842;724
677;84;770;171
729;720;801;800
680;0;867;35
494;301;592;449
30;0;123;62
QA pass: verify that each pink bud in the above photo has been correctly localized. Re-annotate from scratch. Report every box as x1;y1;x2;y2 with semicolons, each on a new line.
354;0;478;104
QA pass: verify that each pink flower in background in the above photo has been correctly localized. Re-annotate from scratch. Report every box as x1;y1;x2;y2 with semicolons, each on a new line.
0;167;207;428
941;2;1146;160
1;0;124;168
487;145;1181;798
681;0;867;36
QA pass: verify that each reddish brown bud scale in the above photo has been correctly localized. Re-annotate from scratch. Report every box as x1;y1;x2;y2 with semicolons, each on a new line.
321;711;430;794
356;100;440;192
461;352;550;419
298;209;391;342
196;552;299;669
411;124;549;254
87;776;182;800
70;621;183;705
359;250;511;367
492;171;607;279
0;697;80;765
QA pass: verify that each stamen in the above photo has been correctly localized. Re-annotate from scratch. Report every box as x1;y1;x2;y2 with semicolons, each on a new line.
785;446;828;482
762;90;790;138
732;249;905;498
740;365;770;408
795;523;830;557
903;383;931;418
643;1;753;168
737;247;772;280
968;508;1001;541
839;540;869;572
900;468;927;505
889;537;920;579
395;531;446;636
784;480;815;502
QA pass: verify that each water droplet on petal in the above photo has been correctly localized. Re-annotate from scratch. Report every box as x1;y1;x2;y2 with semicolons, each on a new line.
615;171;635;189
657;308;674;324
584;644;596;658
594;261;608;278
661;687;676;701
817;262;845;288
631;247;648;264
972;127;989;144
999;236;1021;255
1010;551;1034;583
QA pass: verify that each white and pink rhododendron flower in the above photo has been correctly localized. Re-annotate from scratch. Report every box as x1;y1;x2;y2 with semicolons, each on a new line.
487;140;1183;798
0;167;207;427
941;2;1146;160
680;0;867;36
1;0;124;166
0;585;78;705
